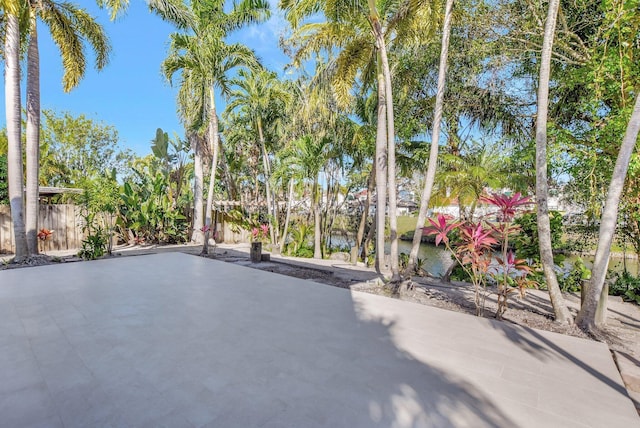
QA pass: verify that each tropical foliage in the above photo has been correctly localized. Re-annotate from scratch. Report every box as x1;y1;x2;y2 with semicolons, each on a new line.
424;193;536;319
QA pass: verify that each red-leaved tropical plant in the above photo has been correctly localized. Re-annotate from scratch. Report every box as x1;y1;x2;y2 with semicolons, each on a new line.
482;193;535;319
37;228;54;254
480;192;532;222
423;214;461;246
424;193;537;318
424;215;496;315
37;228;53;241
492;250;535;319
252;224;270;243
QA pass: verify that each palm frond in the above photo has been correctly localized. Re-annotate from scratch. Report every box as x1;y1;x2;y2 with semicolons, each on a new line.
40;2;85;92
147;0;195;29
223;0;271;32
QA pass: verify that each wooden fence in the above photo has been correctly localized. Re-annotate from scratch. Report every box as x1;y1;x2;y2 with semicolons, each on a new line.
0;204;85;254
0;205;259;254
215;212;252;244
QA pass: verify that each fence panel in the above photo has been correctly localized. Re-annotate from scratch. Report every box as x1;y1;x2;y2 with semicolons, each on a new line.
0;204;85;254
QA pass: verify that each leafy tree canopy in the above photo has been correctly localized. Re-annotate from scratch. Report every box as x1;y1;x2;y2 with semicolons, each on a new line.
40;110;134;187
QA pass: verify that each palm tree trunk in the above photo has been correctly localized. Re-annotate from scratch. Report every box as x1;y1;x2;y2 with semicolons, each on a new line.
5;11;28;261
219;144;238;201
363;210;376;263
281;179;295;252
408;0;454;273
257;118;277;246
535;0;572;324
369;2;388;275
190;133;204;244
374;57;388;274
202;87;219;255
577;92;640;331
378;32;400;282
312;179;322;259
355;167;375;263
26;16;40;256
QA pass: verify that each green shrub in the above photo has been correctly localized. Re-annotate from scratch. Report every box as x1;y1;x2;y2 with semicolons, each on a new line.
514;211;564;262
558;258;591;292
399;252;409;270
295;246;314;258
78;228;107;260
450;263;472;282
610;271;640;305
399;252;426;275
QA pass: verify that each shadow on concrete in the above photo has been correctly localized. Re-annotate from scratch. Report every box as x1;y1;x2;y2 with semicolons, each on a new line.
609;307;640;326
489;320;627;397
340;298;515;427
174;254;515;426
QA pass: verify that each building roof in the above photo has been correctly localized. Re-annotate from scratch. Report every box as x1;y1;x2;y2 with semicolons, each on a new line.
38;186;83;196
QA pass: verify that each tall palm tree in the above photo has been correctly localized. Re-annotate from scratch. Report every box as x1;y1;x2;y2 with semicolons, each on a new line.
281;0;436;276
25;0;110;255
159;0;269;254
4;0;28;261
279;68;348;258
227;68;291;247
348;94;377;262
26;0;145;258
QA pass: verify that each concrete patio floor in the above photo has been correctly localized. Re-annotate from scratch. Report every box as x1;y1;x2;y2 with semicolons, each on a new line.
1;253;638;427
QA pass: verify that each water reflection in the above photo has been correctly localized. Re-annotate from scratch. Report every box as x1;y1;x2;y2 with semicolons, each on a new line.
565;253;638;277
394;241;454;277
331;235;638;278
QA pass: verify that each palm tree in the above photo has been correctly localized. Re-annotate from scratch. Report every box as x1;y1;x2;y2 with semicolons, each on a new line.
435;143;508;220
348;95;377;262
24;0;110;255
281;0;436;276
159;0;270;254
221;108;261;208
27;0;149;257
534;0;573;325
280;135;331;259
4;0;27;261
227;68;292;247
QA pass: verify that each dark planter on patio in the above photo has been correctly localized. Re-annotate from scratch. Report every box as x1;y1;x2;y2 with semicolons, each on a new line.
250;241;262;263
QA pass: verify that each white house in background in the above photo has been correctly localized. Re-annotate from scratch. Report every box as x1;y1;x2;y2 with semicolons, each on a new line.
349;185;419;216
430;204;460;218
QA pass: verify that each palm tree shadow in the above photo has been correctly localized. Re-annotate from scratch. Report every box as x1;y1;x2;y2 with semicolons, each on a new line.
488;320;627;397
330;298;515;427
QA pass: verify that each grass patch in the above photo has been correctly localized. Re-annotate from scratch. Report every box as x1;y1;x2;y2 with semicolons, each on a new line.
397;216;420;237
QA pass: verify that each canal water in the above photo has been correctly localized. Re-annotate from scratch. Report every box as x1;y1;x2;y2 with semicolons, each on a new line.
334;236;638;278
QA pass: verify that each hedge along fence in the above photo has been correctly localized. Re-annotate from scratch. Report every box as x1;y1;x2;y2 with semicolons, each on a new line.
0;205;86;254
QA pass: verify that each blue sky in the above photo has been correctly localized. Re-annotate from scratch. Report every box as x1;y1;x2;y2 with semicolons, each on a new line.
0;0;290;156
